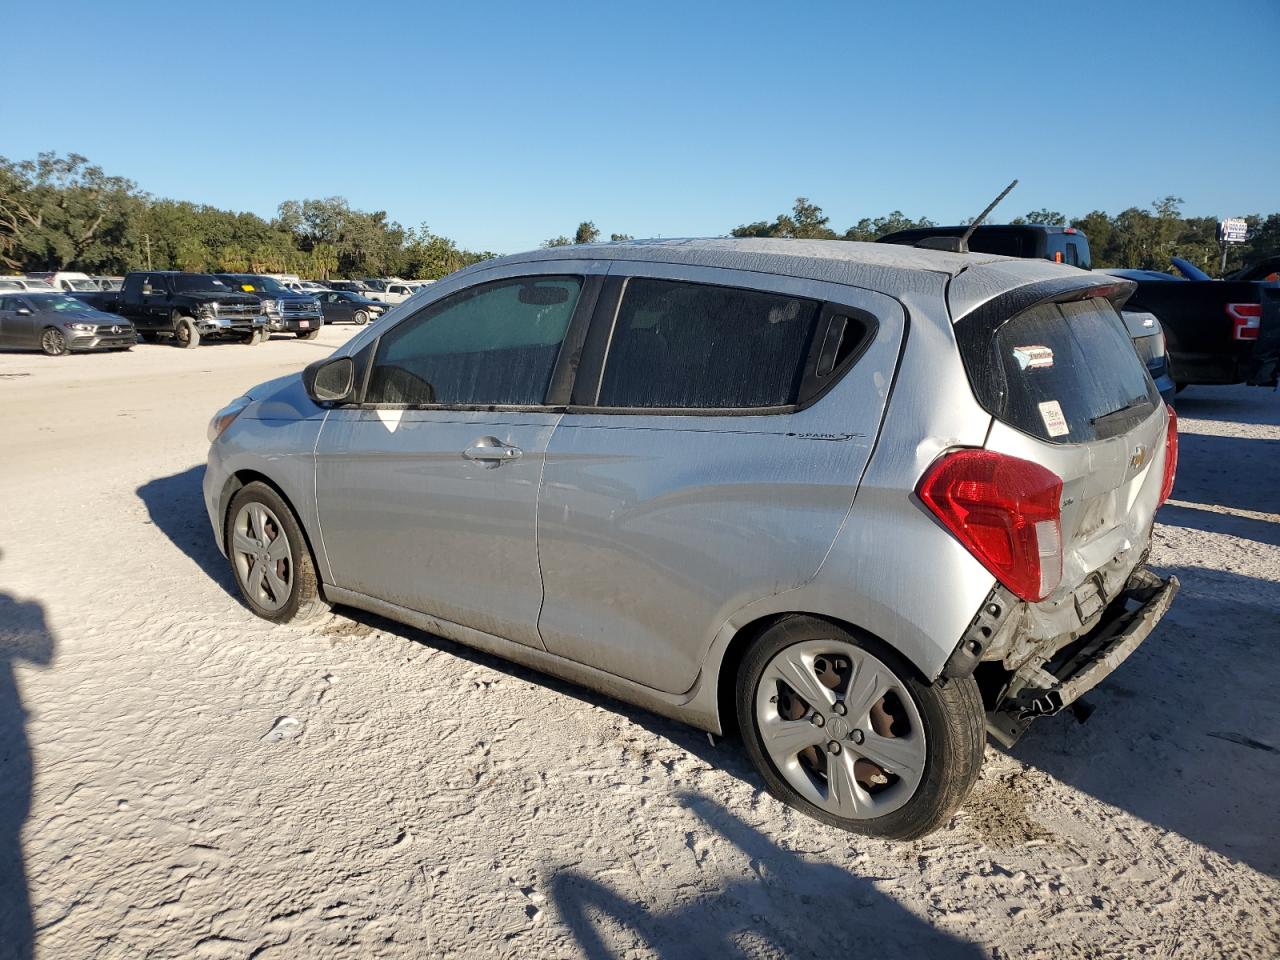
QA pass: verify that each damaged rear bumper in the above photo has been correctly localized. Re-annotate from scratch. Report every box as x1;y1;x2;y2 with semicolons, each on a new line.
986;567;1179;747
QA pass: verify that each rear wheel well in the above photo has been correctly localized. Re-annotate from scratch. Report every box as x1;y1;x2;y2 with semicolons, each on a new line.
714;612;933;738
224;470;325;588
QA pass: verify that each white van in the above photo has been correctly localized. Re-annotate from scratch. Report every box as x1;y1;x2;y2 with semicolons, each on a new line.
25;271;99;292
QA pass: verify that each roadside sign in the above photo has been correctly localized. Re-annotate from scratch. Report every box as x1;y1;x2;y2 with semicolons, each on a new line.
1219;217;1249;244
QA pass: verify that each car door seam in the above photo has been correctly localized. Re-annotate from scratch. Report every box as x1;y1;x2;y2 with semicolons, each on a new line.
312;408;335;583
531;411;563;652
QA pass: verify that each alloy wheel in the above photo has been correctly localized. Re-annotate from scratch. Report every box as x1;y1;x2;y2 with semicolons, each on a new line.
41;328;67;356
231;501;294;612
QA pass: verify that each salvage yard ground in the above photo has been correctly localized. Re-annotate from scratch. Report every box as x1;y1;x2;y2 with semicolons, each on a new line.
0;328;1277;959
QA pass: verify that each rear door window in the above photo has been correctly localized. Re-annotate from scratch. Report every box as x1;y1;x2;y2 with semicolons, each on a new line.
596;277;822;409
984;298;1158;443
365;276;581;406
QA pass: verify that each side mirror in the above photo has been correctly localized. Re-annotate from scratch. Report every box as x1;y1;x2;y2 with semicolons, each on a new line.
16;307;31;316
303;355;357;405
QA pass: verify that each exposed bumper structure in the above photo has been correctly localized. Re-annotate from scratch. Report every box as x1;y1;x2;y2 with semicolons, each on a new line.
987;567;1180;747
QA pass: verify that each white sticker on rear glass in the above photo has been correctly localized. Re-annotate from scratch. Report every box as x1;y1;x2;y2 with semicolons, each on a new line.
1038;400;1069;437
1013;345;1055;370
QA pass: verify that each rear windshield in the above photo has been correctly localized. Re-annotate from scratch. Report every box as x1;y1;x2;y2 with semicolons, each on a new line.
174;275;231;293
980;298;1158;443
966;231;1039;258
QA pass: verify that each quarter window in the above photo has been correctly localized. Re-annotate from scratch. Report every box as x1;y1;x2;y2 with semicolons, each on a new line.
364;276;582;406
596;278;822;409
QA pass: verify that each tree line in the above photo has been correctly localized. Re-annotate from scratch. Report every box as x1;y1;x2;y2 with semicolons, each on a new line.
3;152;1276;280
0;152;498;280
718;196;1280;274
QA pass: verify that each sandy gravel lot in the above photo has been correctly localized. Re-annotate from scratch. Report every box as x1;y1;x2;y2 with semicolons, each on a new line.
0;328;1277;959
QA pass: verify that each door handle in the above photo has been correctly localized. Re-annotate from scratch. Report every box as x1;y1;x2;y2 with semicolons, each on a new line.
463;437;523;467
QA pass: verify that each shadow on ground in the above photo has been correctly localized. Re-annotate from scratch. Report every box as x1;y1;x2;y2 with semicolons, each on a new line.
1166;427;1280;519
0;550;56;960
548;792;983;959
1006;564;1280;876
1173;386;1280;429
136;465;237;596
136;416;1280;881
135;466;751;776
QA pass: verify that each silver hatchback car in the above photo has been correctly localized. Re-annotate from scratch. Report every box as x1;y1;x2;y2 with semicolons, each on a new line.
204;239;1179;839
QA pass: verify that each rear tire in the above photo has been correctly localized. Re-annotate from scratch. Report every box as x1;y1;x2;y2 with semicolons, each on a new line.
40;327;68;356
224;482;327;624
735;616;985;840
174;316;200;349
297;329;320;340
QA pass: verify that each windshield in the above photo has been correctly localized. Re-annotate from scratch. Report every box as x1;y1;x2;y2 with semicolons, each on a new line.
34;295;97;313
173;275;231;293
66;279;99;291
230;275;287;295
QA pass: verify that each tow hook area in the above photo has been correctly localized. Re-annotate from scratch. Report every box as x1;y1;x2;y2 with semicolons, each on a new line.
988;567;1179;747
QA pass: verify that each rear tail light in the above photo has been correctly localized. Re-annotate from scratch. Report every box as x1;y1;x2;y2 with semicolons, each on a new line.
917;449;1064;602
1159;407;1178;506
1227;302;1261;340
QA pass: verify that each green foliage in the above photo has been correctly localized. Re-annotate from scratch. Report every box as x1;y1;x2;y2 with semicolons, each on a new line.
543;236;572;247
736;196;1279;276
732;197;837;239
610;233;633;242
843;211;938;241
0;152;492;280
574;221;600;244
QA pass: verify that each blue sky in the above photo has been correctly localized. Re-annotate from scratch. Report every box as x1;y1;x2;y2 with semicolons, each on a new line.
3;0;1277;253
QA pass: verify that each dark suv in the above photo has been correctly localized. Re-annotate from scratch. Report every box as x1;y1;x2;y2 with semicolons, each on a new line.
878;224;1092;269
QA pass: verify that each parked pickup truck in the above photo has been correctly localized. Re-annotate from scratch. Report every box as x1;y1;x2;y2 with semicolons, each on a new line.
70;271;268;347
360;278;420;305
216;274;324;339
1105;258;1280;390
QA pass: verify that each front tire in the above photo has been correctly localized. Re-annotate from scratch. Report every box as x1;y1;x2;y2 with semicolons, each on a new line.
225;482;327;624
735;616;985;840
174;316;200;349
41;327;69;356
353;309;369;326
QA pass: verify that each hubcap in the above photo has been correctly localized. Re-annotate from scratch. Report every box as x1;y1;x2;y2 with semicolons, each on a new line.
231;502;293;612
755;640;926;819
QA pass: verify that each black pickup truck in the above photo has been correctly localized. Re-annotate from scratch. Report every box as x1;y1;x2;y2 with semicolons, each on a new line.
1106;258;1280;390
71;271;267;348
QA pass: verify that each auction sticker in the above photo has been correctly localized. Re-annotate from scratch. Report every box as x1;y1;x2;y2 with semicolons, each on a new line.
1038;400;1070;437
1013;345;1055;370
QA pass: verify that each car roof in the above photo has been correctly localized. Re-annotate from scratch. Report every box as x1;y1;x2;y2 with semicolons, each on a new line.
479;236;1001;285
460;237;1085;307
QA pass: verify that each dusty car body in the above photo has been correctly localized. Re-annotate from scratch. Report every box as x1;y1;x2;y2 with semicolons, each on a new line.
204;238;1178;838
